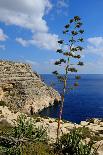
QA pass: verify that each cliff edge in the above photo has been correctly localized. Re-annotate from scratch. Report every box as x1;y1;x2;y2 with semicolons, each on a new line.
0;60;60;114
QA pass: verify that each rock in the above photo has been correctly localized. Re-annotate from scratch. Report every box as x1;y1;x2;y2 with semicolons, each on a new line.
0;106;20;125
80;121;89;126
0;60;61;114
93;140;103;155
62;122;75;129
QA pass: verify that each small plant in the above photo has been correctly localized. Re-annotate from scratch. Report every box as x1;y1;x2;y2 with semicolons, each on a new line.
36;117;41;122
0;119;13;137
0;101;6;107
77;127;93;139
49;120;53;123
13;114;27;138
14;114;47;142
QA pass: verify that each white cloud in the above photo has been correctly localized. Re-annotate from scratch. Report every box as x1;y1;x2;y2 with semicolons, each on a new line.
31;32;59;50
16;38;28;47
0;0;52;32
87;37;103;47
16;32;59;51
0;0;59;51
0;28;8;41
87;37;103;57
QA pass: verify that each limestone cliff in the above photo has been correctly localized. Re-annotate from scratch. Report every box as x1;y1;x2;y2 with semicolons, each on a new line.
0;60;60;114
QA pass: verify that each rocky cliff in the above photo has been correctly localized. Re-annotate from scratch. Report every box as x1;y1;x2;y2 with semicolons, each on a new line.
0;60;60;114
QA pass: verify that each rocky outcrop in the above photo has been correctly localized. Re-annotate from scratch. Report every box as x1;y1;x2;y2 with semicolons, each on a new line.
0;106;103;154
0;60;60;114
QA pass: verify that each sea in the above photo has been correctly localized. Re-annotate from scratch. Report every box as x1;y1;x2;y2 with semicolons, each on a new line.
39;74;103;124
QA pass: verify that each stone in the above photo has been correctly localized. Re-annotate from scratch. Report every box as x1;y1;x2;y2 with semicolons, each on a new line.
93;140;103;155
80;121;89;126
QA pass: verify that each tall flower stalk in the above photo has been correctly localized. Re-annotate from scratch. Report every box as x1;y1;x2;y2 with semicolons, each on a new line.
52;16;84;141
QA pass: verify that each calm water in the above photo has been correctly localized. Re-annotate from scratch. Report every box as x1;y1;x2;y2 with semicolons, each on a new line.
40;74;103;123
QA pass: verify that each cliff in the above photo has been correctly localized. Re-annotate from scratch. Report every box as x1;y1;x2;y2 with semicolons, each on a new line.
0;60;60;114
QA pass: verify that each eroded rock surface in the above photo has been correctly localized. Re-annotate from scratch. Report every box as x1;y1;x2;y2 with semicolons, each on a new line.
0;60;60;113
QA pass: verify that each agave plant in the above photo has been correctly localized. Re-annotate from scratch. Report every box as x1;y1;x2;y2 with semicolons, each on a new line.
14;114;47;142
52;16;84;141
54;129;97;155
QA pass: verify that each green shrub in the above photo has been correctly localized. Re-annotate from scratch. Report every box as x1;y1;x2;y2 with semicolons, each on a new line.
77;127;103;143
0;101;6;107
0;114;49;155
36;117;41;122
77;127;93;139
0;119;13;136
14;114;47;142
54;128;97;155
5;142;55;155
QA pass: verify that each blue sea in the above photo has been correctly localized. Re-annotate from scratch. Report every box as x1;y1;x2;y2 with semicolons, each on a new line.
40;74;103;123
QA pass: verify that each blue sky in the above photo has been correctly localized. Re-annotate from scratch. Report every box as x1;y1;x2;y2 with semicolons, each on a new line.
0;0;103;74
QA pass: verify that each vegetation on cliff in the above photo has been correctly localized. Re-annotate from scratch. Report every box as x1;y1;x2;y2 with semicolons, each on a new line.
0;114;99;155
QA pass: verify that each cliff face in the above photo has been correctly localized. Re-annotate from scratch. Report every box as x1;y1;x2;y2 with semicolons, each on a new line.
0;60;60;114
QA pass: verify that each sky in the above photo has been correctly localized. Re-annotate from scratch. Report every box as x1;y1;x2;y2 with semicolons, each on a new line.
0;0;103;74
